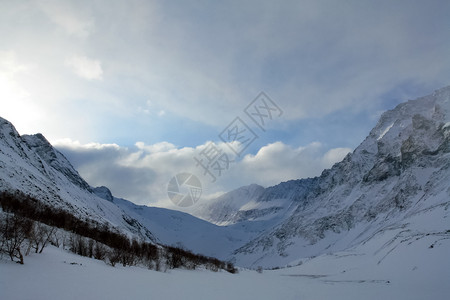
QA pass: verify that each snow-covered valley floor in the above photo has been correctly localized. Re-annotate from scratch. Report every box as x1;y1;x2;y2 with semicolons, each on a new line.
1;229;449;300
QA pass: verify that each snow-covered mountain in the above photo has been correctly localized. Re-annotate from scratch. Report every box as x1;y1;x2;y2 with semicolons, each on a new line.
0;119;157;241
193;86;450;267
1;85;449;269
0;117;261;260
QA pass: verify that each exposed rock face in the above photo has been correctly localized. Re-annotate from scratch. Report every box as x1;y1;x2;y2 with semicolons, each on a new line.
196;86;450;267
1;86;449;268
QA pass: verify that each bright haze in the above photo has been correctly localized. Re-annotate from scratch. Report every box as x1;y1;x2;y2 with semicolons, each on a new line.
1;0;449;210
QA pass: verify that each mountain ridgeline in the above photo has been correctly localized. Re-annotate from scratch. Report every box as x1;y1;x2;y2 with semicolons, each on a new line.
1;86;450;268
192;85;450;267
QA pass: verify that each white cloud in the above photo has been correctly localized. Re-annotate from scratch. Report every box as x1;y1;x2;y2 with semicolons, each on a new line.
322;148;352;167
235;142;351;188
54;138;120;151
0;0;448;213
38;0;94;38
54;139;352;209
135;141;175;153
65;55;103;80
0;51;30;102
0;51;43;133
1;0;449;145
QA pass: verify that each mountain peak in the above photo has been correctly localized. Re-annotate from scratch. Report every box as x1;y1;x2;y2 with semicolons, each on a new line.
0;116;21;140
204;86;450;267
93;186;114;202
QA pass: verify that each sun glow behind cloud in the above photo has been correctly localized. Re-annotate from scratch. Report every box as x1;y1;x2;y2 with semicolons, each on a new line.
0;51;43;134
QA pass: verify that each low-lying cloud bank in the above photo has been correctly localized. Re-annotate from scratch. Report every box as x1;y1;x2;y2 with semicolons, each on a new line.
55;139;351;209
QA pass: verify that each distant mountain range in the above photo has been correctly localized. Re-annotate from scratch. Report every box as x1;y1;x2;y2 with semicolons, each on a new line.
1;85;449;268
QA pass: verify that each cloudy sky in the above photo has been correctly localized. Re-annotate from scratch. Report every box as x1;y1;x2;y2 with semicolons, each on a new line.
1;0;450;210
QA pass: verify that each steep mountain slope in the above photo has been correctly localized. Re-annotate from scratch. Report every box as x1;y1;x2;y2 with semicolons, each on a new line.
216;85;450;267
0;118;156;241
2;85;449;270
0;117;256;259
2;86;449;299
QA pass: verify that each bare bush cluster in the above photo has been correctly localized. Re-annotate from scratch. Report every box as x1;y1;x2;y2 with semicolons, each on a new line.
0;213;55;264
0;190;237;273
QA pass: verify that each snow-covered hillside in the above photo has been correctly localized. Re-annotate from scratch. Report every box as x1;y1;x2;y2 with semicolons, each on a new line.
111;197;259;259
1;85;450;272
1;232;449;300
0;118;157;241
193;86;450;268
0;117;257;259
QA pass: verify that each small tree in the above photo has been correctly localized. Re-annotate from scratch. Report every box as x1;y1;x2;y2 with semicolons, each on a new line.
93;242;106;260
88;239;94;258
28;222;56;254
226;262;238;274
107;248;121;267
1;213;33;264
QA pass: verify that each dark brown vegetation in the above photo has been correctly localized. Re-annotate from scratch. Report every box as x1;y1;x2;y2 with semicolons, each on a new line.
0;190;237;273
